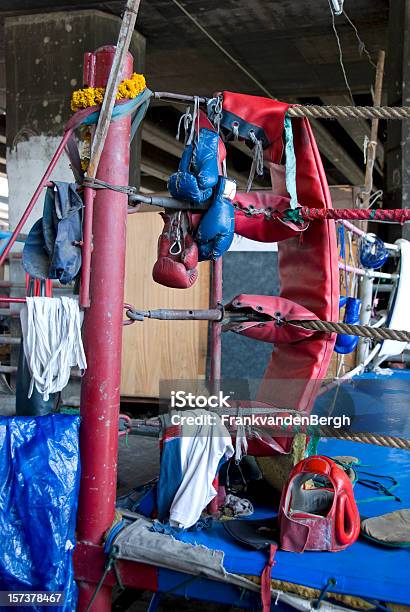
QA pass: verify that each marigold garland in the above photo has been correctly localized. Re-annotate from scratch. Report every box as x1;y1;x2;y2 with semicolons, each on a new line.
70;72;146;112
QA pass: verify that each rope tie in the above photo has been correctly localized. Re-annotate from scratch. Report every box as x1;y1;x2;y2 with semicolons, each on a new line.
176;105;193;143
21;297;87;401
246;130;264;192
82;176;138;195
232;121;240;141
187;96;200;145
211;95;223;133
235;404;248;462
169;211;183;255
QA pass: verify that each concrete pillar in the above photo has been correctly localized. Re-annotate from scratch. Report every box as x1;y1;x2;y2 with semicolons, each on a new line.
5;10;145;233
385;0;410;241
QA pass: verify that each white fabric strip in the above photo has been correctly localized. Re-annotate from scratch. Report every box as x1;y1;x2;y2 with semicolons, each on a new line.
21;296;87;401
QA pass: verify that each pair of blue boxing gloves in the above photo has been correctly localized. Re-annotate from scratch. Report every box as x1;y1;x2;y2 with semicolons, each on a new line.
168;128;236;260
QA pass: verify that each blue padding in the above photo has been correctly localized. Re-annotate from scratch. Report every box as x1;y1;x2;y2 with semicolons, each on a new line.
167;438;410;605
313;369;410;438
0;415;81;611
158;569;258;608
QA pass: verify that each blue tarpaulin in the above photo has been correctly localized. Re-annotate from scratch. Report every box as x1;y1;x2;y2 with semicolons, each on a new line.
0;415;81;611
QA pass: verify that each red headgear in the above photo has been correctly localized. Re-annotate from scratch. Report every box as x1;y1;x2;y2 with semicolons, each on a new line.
279;456;360;552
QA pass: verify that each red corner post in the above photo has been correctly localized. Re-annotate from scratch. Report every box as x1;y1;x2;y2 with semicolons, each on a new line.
76;46;133;611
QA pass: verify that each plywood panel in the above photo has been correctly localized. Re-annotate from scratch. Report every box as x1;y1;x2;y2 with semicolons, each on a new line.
121;212;210;398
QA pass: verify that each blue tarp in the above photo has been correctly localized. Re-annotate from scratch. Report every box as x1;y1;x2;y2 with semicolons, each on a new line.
0;415;81;611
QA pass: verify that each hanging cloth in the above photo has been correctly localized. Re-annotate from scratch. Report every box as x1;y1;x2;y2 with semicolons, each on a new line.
23;181;83;285
20;297;87;401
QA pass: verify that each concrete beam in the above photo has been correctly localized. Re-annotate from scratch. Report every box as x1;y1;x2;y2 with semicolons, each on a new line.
321;93;384;172
310;120;365;186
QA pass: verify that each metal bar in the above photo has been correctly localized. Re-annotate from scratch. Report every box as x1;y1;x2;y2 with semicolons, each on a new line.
79;187;95;308
76;46;134;612
132;308;222;321
357;275;373;365
0;336;21;345
0;365;83;376
128;193;209;211
154;91;208;105
210;258;223;388
339;261;398;280
0;129;73;267
0;296;26;303
339;220;399;252
0;281;71;289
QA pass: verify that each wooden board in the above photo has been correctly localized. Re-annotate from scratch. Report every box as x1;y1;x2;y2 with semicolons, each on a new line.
121;212;210;398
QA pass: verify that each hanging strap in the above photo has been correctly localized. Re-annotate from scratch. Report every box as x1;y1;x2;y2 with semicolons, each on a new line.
284;116;298;209
261;543;278;612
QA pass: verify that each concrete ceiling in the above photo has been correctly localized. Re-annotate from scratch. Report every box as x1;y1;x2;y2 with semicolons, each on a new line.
0;0;390;186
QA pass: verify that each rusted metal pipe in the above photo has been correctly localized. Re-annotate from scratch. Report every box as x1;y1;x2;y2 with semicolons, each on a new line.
76;45;134;612
128;193;209;211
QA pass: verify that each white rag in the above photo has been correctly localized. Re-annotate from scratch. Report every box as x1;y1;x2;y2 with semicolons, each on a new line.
21;296;87;401
169;409;234;529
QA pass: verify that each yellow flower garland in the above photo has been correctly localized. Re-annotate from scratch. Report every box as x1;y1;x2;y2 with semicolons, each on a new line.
70;72;146;112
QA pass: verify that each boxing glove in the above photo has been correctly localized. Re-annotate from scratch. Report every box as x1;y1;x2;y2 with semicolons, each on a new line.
191;128;220;190
152;211;199;289
168;128;220;204
334;296;361;354
197;176;236;261
168;167;212;204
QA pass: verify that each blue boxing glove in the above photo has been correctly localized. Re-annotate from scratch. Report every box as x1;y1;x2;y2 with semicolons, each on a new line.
168;128;220;204
168;170;212;204
197;176;236;261
191;128;220;190
334;296;361;354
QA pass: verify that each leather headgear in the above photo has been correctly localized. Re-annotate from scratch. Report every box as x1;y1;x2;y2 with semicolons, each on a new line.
278;456;360;552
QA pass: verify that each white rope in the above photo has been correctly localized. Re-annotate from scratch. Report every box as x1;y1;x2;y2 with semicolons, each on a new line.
235;405;248;462
21;297;87;401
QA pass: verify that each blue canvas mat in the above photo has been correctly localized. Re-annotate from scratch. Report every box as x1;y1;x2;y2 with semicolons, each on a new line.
169;438;410;605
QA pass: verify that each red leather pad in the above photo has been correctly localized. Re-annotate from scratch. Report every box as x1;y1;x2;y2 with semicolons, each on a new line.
221;94;339;454
225;294;317;344
222;91;289;161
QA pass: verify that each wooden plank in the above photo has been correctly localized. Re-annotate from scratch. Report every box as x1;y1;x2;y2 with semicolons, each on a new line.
121;211;210;398
88;0;141;178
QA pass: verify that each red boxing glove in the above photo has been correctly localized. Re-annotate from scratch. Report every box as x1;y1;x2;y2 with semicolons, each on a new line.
152;211;198;289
